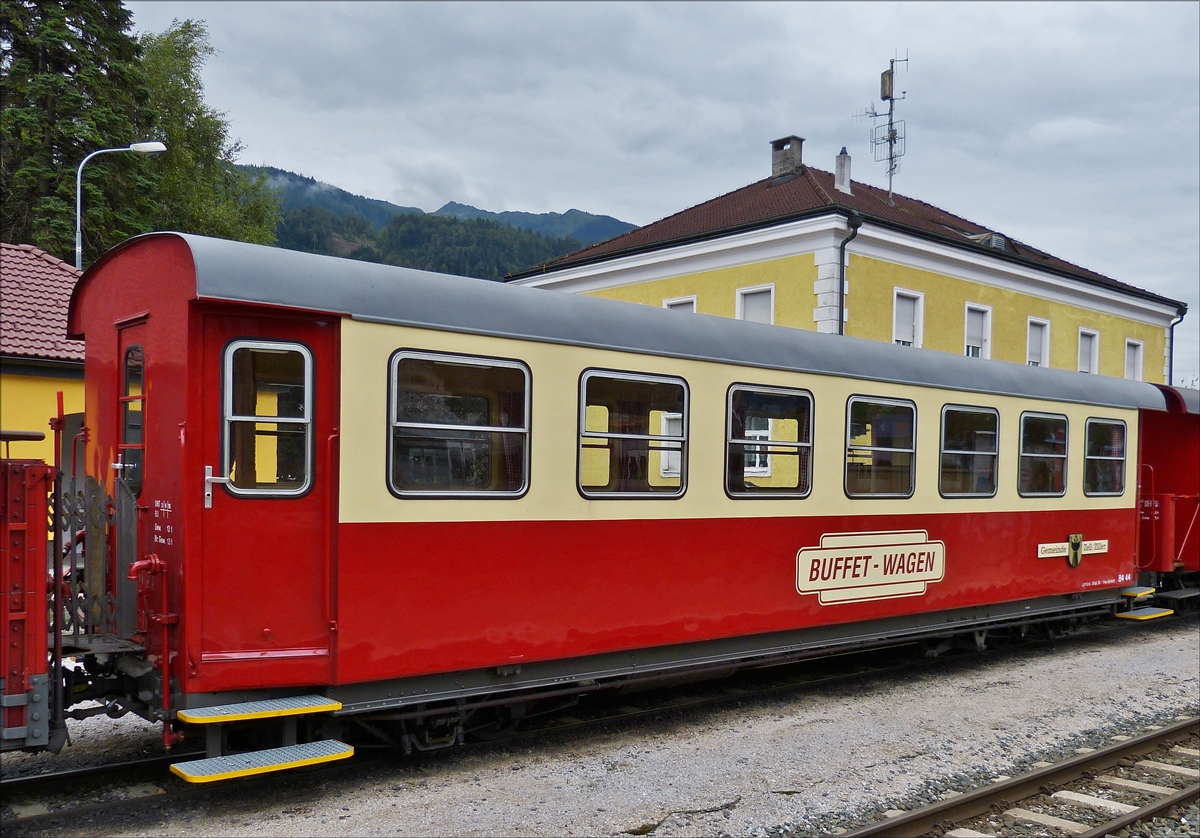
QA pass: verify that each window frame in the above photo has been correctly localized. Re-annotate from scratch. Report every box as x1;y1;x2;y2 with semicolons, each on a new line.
938;404;1000;499
1083;417;1127;497
663;295;697;314
1017;410;1069;498
892;288;924;348
844;395;918;499
725;383;814;500
1124;339;1144;381
386;349;532;499
736;284;775;325
221;339;315;499
964;303;991;359
1078;328;1099;374
1027;317;1050;367
119;344;146;498
577;368;689;500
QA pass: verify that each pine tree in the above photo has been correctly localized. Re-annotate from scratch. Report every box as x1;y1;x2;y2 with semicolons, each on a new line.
1;0;156;262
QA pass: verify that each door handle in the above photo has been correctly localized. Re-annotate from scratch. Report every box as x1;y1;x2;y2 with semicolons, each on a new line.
204;465;231;509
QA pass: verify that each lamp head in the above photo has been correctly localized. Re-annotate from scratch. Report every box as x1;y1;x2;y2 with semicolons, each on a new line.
129;141;167;154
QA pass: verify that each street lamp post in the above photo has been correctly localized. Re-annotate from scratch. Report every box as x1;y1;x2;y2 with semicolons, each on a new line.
75;141;167;270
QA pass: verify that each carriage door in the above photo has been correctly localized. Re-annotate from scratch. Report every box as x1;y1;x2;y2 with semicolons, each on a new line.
198;314;336;682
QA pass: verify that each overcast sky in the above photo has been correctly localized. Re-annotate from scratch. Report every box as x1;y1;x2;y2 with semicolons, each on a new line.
125;1;1199;383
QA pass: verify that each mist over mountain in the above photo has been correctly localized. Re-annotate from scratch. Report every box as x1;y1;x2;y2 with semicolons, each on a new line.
242;166;635;246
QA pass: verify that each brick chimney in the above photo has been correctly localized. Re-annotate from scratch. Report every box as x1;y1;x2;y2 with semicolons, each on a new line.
771;136;804;178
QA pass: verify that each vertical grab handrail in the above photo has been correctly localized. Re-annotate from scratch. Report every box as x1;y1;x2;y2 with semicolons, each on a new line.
48;391;66;750
324;428;340;636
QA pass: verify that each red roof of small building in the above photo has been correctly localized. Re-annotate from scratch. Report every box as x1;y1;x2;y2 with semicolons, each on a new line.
1;242;85;364
511;167;1185;312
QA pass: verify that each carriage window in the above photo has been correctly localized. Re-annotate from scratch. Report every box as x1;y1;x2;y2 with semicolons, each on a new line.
579;370;687;498
120;346;145;497
388;352;529;496
224;341;312;495
845;397;916;498
1018;412;1067;497
1084;419;1125;496
939;406;998;497
726;385;813;498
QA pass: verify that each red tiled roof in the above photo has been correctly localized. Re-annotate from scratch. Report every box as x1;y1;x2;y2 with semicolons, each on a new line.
512;167;1185;311
1;242;84;364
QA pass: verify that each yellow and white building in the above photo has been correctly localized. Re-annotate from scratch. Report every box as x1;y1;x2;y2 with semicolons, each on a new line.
0;242;84;463
509;137;1187;384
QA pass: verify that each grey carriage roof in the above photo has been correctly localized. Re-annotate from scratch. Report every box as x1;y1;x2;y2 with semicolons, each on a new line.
135;233;1173;411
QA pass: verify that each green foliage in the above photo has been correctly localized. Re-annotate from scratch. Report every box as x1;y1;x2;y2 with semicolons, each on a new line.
1;0;156;260
0;4;278;265
138;20;277;244
277;206;581;281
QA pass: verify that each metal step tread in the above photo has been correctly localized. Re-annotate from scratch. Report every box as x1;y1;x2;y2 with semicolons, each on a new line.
170;739;353;783
1115;606;1175;621
1119;586;1156;598
177;694;341;724
1155;588;1200;601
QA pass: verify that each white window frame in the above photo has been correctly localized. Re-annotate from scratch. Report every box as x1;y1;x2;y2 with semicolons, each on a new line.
659;412;683;477
222;339;314;498
892;288;924;348
736;283;775;325
963;303;992;359
387;350;532;498
1124;339;1144;381
663;295;697;313
1077;328;1099;374
742;416;773;477
1027;317;1051;367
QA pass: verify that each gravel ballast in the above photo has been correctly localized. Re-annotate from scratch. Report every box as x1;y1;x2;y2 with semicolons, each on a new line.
5;618;1198;837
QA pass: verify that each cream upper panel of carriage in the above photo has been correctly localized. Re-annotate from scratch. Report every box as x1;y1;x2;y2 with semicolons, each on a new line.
338;318;1138;524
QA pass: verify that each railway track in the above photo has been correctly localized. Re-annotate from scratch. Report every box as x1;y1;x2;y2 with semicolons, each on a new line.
1;615;1191;833
843;715;1200;837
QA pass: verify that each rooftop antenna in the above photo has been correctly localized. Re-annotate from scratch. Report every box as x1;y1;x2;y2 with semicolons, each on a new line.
854;51;908;204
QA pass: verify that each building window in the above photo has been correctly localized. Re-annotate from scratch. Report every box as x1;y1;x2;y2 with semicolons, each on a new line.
1084;419;1126;496
388;351;530;497
893;289;923;347
737;285;774;324
1018;412;1067;497
939;406;998;497
663;296;696;314
579;370;687;498
1124;340;1143;381
224;340;313;496
964;304;990;359
1078;329;1099;374
845;397;916;498
726;385;813;498
1027;318;1050;367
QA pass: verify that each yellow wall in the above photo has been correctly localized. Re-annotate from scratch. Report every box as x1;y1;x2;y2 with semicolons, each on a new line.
846;255;1166;378
587;253;818;329
0;371;84;463
583;252;1165;382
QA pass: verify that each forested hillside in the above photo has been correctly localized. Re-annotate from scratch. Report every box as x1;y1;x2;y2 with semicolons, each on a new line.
275;205;581;281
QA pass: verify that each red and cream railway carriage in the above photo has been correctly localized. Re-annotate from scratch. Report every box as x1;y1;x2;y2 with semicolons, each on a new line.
3;232;1196;780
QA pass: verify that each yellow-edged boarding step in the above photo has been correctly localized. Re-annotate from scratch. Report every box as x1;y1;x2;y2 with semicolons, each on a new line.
171;739;353;783
1115;606;1174;621
1119;586;1156;599
176;695;341;724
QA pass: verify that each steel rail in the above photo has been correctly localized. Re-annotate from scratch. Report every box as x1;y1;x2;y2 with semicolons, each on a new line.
843;715;1199;837
1078;782;1200;838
